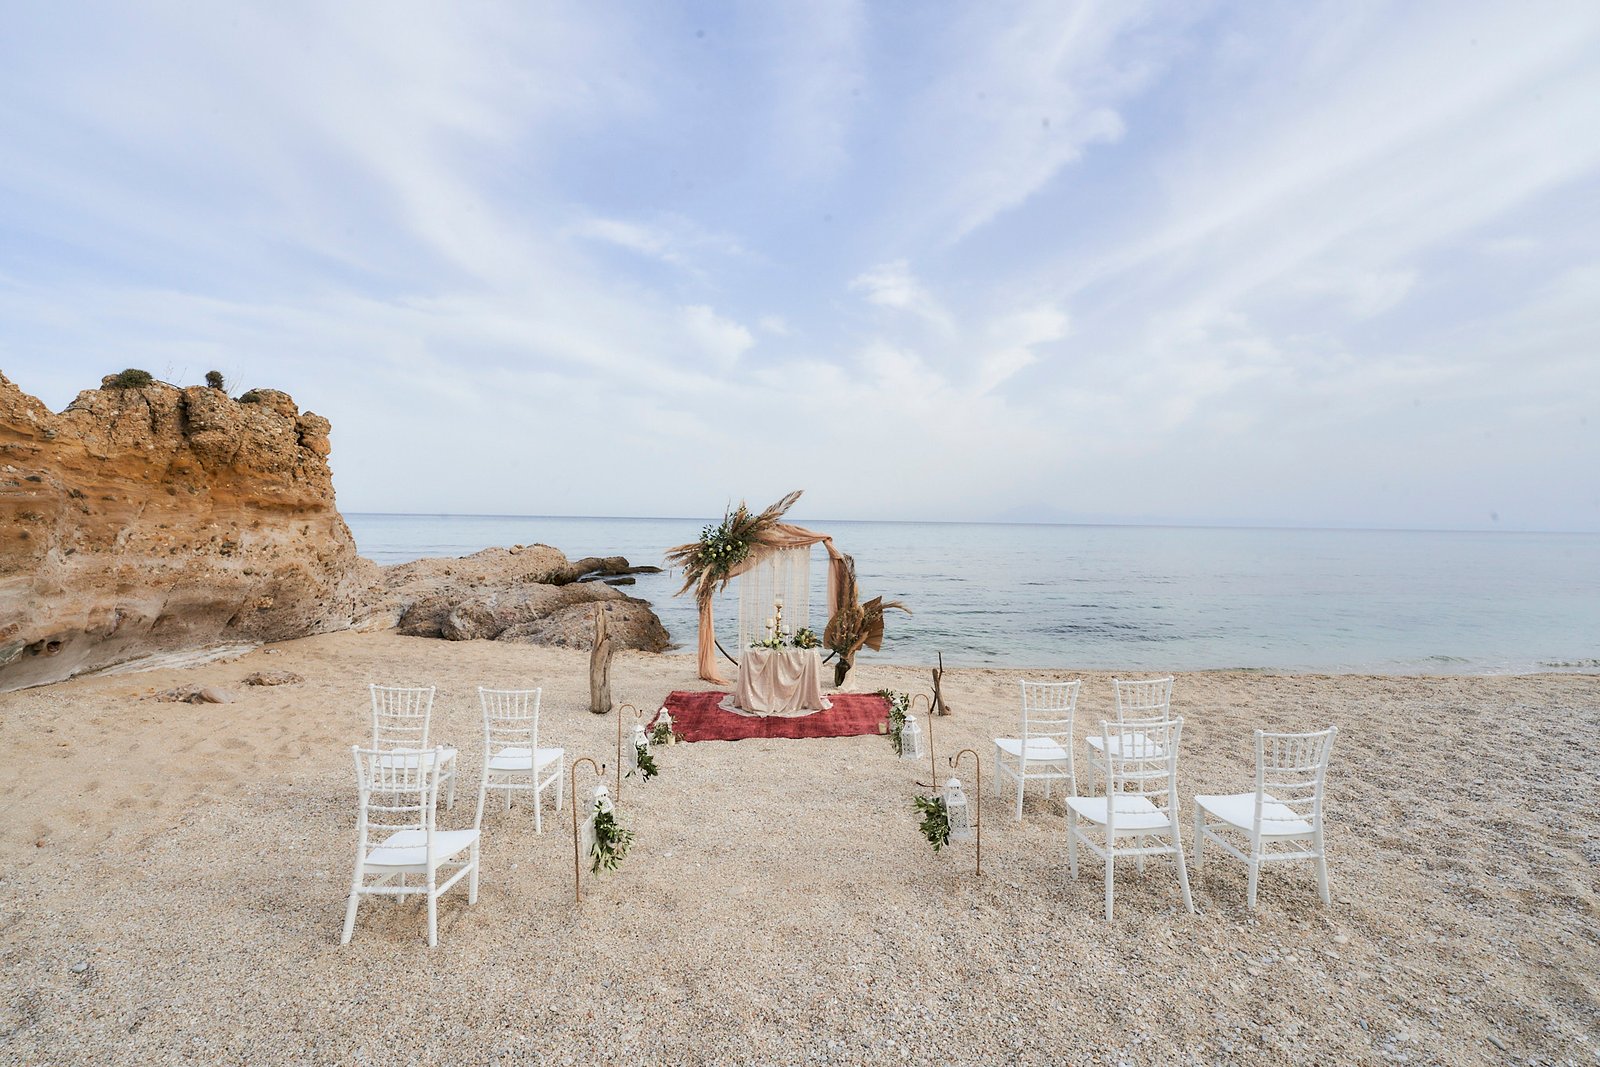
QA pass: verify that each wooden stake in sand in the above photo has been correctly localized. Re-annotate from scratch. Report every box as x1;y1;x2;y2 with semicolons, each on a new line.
589;606;614;715
931;651;952;716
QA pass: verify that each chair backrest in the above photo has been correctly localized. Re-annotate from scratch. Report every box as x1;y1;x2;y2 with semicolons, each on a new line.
351;744;438;849
1103;717;1183;827
370;684;436;751
1019;679;1080;742
1112;676;1173;721
1254;726;1338;833
478;686;541;758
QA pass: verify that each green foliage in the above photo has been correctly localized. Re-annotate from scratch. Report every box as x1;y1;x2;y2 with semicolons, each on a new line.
750;625;823;651
697;514;753;581
626;740;658;781
205;370;225;390
105;368;153;389
589;808;633;873
914;794;951;851
650;720;673;745
878;689;910;754
237;389;263;404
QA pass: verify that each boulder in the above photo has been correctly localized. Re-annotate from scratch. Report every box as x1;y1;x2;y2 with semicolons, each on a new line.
379;545;670;652
0;371;376;691
498;600;670;651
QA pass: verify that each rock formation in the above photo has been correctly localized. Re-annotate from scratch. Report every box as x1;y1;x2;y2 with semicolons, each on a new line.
0;371;672;691
0;371;376;691
374;546;670;652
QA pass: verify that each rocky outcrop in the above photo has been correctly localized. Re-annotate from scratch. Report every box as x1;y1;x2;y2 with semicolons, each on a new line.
0;371;376;691
377;546;670;652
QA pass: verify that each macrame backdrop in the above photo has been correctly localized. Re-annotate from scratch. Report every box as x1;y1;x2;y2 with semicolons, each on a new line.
692;524;848;684
737;546;812;649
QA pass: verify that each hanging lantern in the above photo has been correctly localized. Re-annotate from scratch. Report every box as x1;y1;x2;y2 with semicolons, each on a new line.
942;777;974;842
900;714;925;759
626;723;649;772
579;783;610;860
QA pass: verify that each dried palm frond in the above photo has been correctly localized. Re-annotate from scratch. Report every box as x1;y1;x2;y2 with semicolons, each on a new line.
824;554;910;663
665;489;804;605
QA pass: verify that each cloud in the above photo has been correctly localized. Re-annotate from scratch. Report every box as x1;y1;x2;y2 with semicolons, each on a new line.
680;305;754;366
849;259;953;333
1;2;1597;528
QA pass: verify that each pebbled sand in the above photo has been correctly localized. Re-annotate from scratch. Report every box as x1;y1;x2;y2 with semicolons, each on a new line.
2;629;1597;1066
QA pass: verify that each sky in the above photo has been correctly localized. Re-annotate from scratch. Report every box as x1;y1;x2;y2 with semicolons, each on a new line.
1;2;1597;531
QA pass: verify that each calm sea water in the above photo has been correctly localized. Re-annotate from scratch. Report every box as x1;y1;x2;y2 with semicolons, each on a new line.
346;514;1600;675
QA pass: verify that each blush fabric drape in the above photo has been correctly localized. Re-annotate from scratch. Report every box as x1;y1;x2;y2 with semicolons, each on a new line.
696;524;847;684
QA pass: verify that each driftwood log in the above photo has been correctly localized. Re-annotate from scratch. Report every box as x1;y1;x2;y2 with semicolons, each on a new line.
931;652;952;715
589;606;614;715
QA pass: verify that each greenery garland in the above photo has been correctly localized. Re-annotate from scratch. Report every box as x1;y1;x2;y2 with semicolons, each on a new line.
877;689;911;754
914;794;951;851
589;806;633;873
649;720;675;745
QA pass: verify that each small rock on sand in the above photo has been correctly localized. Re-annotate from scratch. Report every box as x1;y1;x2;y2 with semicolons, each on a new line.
243;670;304;686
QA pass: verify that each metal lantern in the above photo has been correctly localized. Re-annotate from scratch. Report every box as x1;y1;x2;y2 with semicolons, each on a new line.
942;777;974;842
900;714;925;759
656;707;674;744
580;783;610;861
626;723;649;772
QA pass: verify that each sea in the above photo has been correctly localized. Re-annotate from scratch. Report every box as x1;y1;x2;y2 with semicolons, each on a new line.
346;514;1600;676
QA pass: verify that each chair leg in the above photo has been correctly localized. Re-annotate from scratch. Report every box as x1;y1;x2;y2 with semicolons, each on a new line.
533;778;543;835
1192;808;1206;871
427;874;439;947
340;879;361;945
556;759;565;811
1315;834;1331;905
468;843;480;905
1067;811;1078;879
1104;846;1115;921
1174;826;1195;914
447;766;456;810
1247;853;1261;909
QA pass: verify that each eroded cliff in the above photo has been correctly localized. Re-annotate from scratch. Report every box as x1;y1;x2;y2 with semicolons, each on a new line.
0;372;376;690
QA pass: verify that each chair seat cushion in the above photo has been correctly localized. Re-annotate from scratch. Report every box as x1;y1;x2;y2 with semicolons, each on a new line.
993;737;1070;762
1065;794;1172;830
365;828;479;867
377;748;457;770
1195;792;1314;836
487;746;564;773
1083;733;1162;758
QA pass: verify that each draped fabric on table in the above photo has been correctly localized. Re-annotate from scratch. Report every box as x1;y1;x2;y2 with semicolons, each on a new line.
738;546;812;650
697;524;848;685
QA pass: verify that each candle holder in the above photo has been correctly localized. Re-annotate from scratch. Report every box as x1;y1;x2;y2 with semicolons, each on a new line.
615;703;646;798
947;749;983;876
570;757;606;902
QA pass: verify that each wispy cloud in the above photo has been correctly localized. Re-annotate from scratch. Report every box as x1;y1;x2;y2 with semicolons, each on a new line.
1;1;1596;528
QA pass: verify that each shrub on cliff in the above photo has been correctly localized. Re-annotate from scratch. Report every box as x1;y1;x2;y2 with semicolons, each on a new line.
105;368;153;389
205;370;225;390
238;389;262;403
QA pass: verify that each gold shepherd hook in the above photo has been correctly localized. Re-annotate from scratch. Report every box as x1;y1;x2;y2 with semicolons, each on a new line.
949;748;983;877
615;703;646;798
571;757;605;903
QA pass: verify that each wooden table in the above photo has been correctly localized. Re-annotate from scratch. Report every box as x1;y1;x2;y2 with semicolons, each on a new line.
731;648;827;715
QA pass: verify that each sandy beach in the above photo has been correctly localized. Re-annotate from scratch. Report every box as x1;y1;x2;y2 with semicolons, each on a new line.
2;630;1597;1065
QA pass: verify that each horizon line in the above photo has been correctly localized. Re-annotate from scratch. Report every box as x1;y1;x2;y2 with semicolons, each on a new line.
342;511;1600;537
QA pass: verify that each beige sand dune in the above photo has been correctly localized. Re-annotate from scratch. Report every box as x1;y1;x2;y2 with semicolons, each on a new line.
2;629;1596;1065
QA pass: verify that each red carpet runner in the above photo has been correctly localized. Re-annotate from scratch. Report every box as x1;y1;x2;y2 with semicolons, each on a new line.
655;691;890;743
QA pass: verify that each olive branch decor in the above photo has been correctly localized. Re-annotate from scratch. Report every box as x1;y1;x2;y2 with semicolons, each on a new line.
914;794;952;851
877;689;911;754
590;806;634;873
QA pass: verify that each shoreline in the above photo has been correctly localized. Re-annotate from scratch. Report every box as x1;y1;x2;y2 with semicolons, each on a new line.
4;626;1597;1063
